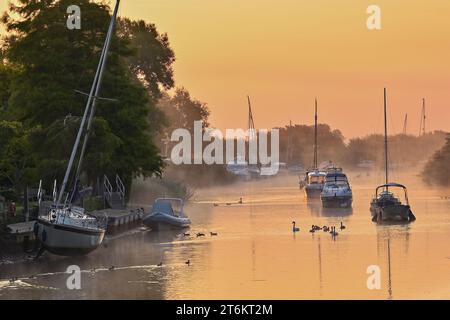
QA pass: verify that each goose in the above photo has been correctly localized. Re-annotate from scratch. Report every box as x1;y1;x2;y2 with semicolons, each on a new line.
331;227;339;236
185;259;190;266
213;203;219;207
239;197;243;204
210;232;218;236
108;266;115;271
183;232;190;237
309;225;316;233
157;262;163;267
340;222;346;230
292;221;300;232
196;232;205;237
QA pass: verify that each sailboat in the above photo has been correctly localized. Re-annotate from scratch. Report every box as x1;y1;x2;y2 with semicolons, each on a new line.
300;99;326;198
34;0;122;255
226;96;259;178
370;88;416;223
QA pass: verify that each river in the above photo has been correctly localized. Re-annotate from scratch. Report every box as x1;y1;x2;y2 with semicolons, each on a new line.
1;171;449;299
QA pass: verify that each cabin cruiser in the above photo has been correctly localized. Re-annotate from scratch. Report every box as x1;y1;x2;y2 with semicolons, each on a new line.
143;198;191;230
303;170;327;198
370;183;415;222
321;168;352;208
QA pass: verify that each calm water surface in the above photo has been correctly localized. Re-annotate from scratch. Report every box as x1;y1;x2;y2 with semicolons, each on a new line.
1;172;449;299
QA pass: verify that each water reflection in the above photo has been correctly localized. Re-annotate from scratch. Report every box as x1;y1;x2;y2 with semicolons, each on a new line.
1;174;449;299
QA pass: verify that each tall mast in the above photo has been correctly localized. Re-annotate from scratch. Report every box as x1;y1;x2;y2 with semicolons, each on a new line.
422;98;426;136
402;113;408;135
73;0;121;188
384;88;389;186
314;98;318;169
419;98;426;136
57;0;121;205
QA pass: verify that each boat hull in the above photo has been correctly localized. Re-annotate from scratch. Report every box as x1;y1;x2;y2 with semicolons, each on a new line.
143;212;191;230
370;204;413;223
321;195;353;208
35;219;105;256
305;185;324;198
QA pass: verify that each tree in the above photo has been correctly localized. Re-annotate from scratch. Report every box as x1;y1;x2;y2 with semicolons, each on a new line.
117;18;175;100
162;87;210;133
1;0;175;192
0;121;37;200
422;135;450;186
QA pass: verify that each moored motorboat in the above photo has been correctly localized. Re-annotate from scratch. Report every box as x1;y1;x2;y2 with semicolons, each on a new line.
304;170;327;198
143;198;191;230
370;183;415;222
321;167;352;208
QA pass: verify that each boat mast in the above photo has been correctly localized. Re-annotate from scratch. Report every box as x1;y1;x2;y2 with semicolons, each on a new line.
402;113;407;135
314;98;318;169
247;96;255;139
73;0;121;190
419;98;426;136
384;88;389;187
57;0;121;206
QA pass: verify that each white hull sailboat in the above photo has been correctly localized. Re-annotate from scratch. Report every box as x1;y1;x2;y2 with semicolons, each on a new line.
36;207;105;255
35;0;122;256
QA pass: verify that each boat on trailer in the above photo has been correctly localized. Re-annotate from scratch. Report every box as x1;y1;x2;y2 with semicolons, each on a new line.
370;88;416;223
143;198;191;230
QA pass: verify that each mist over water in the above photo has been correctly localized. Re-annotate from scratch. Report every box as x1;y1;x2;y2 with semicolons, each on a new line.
1;169;449;299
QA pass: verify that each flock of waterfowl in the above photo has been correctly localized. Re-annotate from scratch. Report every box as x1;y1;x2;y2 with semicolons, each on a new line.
292;220;346;237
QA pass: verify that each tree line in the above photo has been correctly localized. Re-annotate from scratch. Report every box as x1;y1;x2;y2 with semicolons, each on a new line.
0;0;210;201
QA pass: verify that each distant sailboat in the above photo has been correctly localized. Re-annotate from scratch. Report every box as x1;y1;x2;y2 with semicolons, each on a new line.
300;99;326;198
370;88;416;223
34;0;122;255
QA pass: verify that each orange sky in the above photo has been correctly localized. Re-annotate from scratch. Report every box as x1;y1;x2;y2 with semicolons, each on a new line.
2;0;450;138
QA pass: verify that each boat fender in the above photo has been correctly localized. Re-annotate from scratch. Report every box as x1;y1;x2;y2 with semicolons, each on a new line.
42;229;47;242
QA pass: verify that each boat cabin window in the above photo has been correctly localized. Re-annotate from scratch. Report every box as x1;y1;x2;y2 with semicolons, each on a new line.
308;175;325;184
325;179;348;187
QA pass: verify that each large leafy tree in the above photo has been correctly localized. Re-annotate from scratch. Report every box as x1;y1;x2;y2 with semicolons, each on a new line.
1;0;175;193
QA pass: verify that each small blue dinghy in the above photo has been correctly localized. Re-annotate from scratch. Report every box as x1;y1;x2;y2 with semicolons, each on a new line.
143;198;191;230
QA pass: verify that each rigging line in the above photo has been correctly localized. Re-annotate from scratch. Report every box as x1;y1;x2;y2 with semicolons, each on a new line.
73;0;121;190
57;0;120;205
